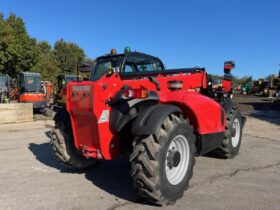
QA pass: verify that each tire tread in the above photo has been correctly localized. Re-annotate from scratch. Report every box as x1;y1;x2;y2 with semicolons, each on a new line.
50;110;98;170
130;113;196;205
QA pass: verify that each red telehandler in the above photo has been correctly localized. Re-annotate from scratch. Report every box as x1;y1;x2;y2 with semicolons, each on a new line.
50;48;244;205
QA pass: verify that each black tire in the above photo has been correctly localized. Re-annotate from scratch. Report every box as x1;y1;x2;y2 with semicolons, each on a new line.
50;109;98;170
220;104;242;158
42;107;54;117
0;92;4;103
130;113;196;205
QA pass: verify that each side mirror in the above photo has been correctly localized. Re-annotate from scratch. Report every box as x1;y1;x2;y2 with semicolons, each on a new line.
224;61;235;74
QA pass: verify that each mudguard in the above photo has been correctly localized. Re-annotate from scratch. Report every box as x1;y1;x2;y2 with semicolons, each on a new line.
222;100;246;127
131;104;182;135
109;91;158;133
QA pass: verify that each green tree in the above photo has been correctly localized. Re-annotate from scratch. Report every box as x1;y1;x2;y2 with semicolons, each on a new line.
5;13;38;77
0;13;89;82
54;39;85;74
0;14;17;75
31;41;60;83
0;13;38;78
265;74;275;83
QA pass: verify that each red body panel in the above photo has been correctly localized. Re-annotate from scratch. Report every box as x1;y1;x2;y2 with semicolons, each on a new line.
222;80;232;92
158;91;224;134
67;70;225;160
19;93;47;103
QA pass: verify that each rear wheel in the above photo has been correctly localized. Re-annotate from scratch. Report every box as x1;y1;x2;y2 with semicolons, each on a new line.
130;113;196;205
220;104;242;158
50;109;98;170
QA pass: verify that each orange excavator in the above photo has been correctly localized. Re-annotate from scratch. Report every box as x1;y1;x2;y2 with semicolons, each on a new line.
18;72;48;109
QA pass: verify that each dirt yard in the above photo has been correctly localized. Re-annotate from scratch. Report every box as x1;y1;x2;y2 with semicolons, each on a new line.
0;94;279;210
234;93;277;112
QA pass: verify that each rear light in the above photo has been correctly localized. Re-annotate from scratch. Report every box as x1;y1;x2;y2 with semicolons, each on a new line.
111;49;117;55
124;89;148;99
224;65;232;70
63;88;67;95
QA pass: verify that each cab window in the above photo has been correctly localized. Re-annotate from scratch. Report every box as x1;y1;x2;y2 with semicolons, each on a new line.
124;64;134;72
124;54;164;72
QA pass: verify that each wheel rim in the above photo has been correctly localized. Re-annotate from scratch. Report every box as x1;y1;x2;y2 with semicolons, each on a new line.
231;118;241;148
165;135;190;185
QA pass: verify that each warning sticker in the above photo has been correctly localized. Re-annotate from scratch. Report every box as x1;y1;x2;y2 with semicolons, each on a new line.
98;110;110;123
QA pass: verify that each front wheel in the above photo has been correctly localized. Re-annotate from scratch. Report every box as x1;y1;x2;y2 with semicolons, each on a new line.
130;113;196;205
50;109;98;170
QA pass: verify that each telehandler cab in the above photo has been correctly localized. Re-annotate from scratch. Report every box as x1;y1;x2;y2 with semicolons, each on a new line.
51;48;243;205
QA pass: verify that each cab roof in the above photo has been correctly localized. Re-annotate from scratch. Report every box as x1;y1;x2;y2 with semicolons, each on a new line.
97;51;162;62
